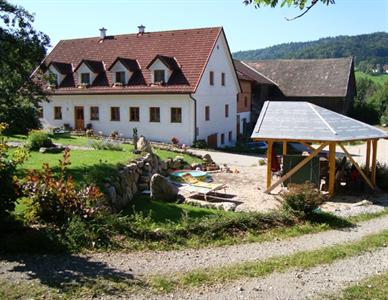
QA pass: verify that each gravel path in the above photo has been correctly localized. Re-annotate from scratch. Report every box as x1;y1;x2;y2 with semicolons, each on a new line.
150;246;388;300
1;215;388;283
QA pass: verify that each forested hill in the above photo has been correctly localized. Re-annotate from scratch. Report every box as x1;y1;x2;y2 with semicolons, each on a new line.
233;32;388;67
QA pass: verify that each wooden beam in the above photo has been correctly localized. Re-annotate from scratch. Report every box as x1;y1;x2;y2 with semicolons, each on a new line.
301;142;316;152
265;142;329;194
328;142;336;196
267;140;273;189
283;141;287;156
371;139;378;187
365;140;371;176
339;143;374;190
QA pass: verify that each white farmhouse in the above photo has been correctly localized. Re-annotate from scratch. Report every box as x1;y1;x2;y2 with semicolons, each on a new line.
38;26;241;147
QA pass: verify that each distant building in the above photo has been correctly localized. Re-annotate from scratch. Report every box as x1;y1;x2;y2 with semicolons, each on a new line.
235;57;356;131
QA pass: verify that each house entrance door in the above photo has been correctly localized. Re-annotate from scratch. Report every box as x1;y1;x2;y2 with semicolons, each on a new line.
207;133;218;148
74;106;85;130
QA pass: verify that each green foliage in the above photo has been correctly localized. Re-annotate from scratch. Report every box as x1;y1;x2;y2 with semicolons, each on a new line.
233;32;388;69
376;162;388;192
192;139;208;149
244;0;333;9
0;123;28;217
89;139;123;151
22;148;106;224
348;100;380;125
26;129;54;150
370;81;388;124
282;182;326;218
0;1;50;134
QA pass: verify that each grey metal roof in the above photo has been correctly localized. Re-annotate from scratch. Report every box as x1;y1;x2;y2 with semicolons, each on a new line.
251;101;388;142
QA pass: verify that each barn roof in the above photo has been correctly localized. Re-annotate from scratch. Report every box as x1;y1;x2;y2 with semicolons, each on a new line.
251;101;388;142
240;58;354;97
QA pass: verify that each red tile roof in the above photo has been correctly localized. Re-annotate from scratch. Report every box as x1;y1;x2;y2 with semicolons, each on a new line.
40;27;223;95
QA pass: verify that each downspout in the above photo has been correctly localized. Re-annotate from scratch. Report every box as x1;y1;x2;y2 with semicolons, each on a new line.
189;94;197;143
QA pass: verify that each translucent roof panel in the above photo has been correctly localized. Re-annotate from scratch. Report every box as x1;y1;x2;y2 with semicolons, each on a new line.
251;101;388;142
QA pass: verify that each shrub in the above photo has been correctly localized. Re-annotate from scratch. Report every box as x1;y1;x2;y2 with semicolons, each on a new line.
171;136;179;145
26;130;54;150
348;100;380;125
22;148;106;224
0;123;28;217
89;139;123;151
192;139;208;149
281;182;326;218
376;162;388;192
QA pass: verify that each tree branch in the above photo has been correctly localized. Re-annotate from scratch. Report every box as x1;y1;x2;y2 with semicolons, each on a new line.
285;0;318;21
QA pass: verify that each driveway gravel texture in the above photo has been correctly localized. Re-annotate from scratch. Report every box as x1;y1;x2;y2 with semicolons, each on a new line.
1;215;388;284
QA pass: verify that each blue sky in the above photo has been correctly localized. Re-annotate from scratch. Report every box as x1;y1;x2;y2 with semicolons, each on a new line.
13;0;388;52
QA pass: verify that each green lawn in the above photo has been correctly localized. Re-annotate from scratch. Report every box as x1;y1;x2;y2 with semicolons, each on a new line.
356;71;388;86
7;135;201;188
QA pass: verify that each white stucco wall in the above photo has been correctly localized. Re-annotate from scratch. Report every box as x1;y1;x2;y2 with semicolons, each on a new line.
41;94;195;145
193;31;240;147
237;111;251;134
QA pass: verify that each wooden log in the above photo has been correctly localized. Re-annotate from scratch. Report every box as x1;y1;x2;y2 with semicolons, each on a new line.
328;142;336;196
371;139;378;187
366;140;371;176
339;143;374;190
267;140;273;189
265;142;328;194
283;141;287;156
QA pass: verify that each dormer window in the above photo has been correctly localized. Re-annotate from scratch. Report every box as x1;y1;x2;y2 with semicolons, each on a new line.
81;73;90;85
115;71;126;84
46;61;72;88
147;55;181;85
154;70;165;83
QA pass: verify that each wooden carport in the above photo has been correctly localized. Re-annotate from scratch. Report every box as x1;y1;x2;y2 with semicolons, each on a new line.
251;101;388;196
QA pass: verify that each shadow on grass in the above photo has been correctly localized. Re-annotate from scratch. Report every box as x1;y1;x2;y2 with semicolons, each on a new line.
123;195;229;224
0;219;135;296
307;211;354;229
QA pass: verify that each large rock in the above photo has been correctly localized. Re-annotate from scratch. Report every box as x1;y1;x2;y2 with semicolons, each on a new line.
150;174;178;202
137;136;153;153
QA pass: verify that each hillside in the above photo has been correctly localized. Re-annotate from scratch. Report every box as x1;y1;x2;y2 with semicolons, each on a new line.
233;32;388;67
355;71;388;86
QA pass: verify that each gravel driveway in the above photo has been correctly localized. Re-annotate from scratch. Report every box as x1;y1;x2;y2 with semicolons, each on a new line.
1;215;388;283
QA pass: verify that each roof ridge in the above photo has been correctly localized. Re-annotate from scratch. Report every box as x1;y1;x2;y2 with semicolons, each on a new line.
308;103;337;135
57;26;223;42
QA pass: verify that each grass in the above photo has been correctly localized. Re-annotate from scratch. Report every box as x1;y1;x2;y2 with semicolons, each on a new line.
6;134;201;190
356;71;388;86
148;229;388;292
326;271;388;300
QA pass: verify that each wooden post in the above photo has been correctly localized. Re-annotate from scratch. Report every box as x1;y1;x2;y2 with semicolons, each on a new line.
283;141;287;156
328;142;336;196
371;139;378;187
267;140;273;189
265;142;329;194
366;140;371;176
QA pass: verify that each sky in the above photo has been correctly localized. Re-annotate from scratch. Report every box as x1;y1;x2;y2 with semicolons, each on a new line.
12;0;388;53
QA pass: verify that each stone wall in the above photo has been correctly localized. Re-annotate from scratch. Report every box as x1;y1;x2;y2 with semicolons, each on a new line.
105;153;168;211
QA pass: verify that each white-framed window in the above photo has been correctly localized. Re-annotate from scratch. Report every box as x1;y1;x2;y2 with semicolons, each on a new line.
81;73;90;85
115;71;126;84
154;70;165;83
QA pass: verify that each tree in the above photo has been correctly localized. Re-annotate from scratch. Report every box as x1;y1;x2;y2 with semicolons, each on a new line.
0;0;50;134
244;0;335;20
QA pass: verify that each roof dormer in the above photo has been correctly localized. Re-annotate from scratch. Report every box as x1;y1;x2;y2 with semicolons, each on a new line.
46;61;72;87
74;60;104;87
108;57;140;86
147;55;181;84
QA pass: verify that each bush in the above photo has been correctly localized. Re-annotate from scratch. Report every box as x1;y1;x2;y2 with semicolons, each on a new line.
376;162;388;192
171;136;179;145
348;100;380;125
22;148;106;224
192;139;208;149
281;182;326;218
0;123;28;217
26;130;54;150
89;139;123;151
